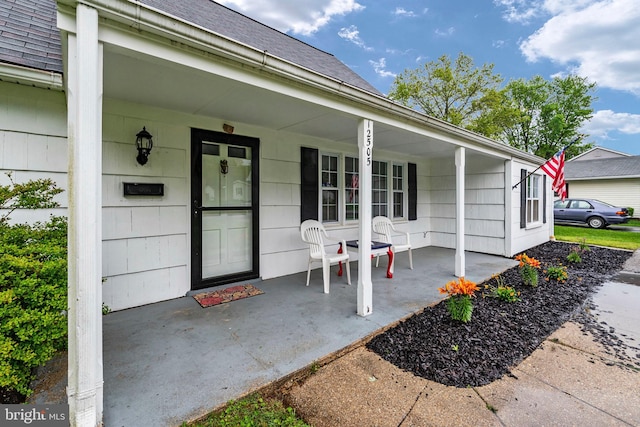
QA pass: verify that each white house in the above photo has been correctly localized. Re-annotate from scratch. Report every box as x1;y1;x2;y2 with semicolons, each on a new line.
0;0;553;424
565;147;640;215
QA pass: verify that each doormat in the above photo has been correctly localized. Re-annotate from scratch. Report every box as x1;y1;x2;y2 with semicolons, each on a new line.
193;284;264;308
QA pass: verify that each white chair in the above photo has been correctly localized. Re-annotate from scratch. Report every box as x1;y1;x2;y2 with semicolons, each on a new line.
300;219;351;293
372;216;413;269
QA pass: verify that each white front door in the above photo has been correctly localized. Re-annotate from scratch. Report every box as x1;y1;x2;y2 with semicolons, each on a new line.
191;129;259;290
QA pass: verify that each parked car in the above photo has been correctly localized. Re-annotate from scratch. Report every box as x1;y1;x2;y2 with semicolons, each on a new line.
553;198;630;229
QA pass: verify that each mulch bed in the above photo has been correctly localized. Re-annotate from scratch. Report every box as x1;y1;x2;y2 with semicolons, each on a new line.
367;241;639;387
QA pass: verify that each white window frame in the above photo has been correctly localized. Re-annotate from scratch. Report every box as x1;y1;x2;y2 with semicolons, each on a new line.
320;153;340;223
526;174;542;225
344;156;359;222
372;160;388;218
318;154;408;224
392;163;405;219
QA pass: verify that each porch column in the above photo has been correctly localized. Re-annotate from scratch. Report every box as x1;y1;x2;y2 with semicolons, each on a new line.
357;119;373;316
66;4;104;426
455;147;465;277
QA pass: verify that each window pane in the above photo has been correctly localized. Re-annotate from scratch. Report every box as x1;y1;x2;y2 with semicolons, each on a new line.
321;154;339;222
393;164;404;218
372;161;388;218
525;174;541;225
344;156;359;221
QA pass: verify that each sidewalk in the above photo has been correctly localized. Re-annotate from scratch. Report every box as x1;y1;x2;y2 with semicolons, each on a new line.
284;254;640;427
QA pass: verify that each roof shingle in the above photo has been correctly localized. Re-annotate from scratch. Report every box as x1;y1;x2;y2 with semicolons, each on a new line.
0;0;62;73
565;156;640;179
0;0;381;95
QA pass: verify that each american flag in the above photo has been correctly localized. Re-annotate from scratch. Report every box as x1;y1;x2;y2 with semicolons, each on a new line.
540;148;566;200
350;174;359;202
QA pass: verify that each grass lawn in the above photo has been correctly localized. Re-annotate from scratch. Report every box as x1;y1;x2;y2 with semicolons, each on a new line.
614;218;640;227
554;224;640;250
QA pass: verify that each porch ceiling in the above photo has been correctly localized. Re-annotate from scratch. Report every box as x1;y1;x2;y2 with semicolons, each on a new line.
102;46;466;159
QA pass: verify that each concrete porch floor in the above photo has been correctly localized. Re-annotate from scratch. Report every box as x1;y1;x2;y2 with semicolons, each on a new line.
102;247;517;426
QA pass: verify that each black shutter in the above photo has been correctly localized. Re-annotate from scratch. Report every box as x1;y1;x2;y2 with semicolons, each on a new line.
543;174;547;224
408;163;417;221
300;147;319;222
520;169;526;229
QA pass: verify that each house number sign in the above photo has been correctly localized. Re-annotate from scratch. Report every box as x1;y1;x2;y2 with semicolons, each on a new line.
365;120;373;166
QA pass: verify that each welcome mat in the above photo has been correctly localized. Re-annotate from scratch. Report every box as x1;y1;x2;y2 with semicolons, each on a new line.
193;284;264;308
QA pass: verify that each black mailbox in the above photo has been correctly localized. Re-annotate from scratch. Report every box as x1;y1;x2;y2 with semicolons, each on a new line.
123;182;164;196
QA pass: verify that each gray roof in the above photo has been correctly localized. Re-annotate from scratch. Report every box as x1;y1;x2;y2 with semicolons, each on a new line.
0;0;62;72
565;155;640;179
0;0;381;95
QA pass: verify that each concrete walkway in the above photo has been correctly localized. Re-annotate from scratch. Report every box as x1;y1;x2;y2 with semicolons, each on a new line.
285;252;640;427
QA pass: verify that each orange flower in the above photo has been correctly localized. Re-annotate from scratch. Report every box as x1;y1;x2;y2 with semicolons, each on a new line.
438;277;478;297
515;253;540;269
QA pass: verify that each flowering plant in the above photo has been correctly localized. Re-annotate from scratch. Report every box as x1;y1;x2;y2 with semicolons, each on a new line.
515;253;541;287
545;264;568;282
484;274;521;303
438;277;479;323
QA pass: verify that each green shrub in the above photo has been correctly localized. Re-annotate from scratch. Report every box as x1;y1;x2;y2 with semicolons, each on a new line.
0;174;67;396
567;250;582;263
545;264;568;282
627;207;634;218
484;274;521;303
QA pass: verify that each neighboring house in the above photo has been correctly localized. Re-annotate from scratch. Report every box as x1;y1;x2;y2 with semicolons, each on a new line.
570;146;630;161
566;148;640;215
0;0;552;424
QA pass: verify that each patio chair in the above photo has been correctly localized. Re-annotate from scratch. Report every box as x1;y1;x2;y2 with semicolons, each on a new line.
372;216;413;269
300;219;351;293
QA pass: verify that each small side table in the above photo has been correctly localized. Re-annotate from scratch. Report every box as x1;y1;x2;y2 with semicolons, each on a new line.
338;240;394;279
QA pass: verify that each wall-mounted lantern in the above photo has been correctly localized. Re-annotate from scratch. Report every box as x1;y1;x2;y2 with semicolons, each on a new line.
135;126;153;165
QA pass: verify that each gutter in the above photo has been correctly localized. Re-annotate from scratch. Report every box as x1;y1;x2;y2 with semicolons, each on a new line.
568;175;640;180
0;62;64;91
58;0;542;164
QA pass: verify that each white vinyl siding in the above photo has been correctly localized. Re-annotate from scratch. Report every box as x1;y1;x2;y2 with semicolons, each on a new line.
429;156;507;255
568;179;640;217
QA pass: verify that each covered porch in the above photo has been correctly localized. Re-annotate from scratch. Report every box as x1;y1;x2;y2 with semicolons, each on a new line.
101;247;517;426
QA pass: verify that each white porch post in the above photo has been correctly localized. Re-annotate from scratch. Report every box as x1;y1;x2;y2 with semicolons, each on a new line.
455;147;465;277
66;4;104;426
357;119;373;316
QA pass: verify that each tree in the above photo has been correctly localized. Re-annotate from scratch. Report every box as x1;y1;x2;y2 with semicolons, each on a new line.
388;52;597;159
501;75;596;158
388;52;504;130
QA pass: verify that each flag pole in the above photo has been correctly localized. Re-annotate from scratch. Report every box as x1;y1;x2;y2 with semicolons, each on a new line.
511;136;583;190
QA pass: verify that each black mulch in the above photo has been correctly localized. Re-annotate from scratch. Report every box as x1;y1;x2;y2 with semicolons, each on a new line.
366;241;640;388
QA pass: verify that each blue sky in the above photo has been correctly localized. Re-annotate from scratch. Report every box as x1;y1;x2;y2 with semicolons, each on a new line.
217;0;640;155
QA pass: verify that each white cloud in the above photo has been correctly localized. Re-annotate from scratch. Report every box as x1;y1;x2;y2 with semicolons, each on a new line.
493;0;545;23
581;109;640;138
369;58;396;78
516;0;640;95
393;7;418;18
434;27;455;37
338;25;373;51
493;40;507;48
216;0;364;35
